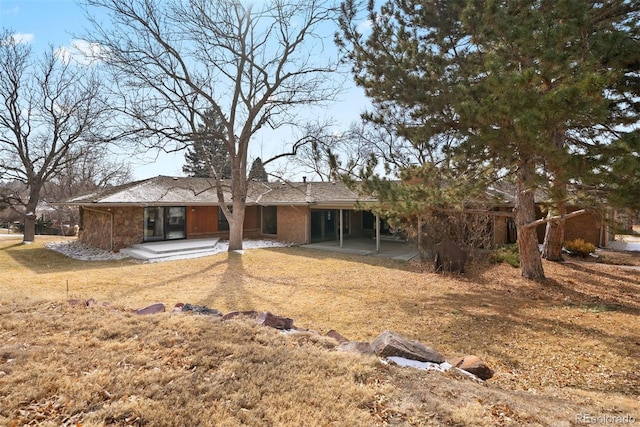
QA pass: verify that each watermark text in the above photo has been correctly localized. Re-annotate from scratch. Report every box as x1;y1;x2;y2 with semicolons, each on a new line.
576;413;636;425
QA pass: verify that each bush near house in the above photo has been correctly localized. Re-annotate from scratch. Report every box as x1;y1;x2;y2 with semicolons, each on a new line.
564;238;596;258
492;243;520;267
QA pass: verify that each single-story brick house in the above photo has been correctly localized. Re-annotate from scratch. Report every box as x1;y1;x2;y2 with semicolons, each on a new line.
56;175;609;252
57;176;387;252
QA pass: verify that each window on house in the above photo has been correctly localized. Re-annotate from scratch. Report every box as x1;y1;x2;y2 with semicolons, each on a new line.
362;211;375;230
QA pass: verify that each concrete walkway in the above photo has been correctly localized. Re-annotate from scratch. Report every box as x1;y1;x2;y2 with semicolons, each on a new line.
607;236;640;252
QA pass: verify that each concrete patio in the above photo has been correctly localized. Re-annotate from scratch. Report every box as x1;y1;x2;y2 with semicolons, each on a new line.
301;238;419;261
113;237;420;262
120;238;221;261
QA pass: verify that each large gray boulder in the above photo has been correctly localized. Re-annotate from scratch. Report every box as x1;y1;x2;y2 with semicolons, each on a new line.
371;330;444;363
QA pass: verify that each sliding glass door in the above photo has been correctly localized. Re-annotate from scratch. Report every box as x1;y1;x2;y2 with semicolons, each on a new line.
144;207;186;241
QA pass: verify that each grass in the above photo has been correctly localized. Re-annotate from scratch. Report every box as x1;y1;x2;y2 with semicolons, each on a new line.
1;235;639;426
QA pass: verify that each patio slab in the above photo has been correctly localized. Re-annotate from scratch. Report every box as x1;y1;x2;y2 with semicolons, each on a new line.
121;237;220;261
301;238;419;261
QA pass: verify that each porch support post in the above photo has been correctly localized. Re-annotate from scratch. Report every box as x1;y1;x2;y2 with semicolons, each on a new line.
339;208;343;248
375;212;380;252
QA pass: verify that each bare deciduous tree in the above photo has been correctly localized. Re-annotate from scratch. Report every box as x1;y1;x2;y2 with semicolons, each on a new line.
43;147;132;231
0;29;117;243
83;0;341;251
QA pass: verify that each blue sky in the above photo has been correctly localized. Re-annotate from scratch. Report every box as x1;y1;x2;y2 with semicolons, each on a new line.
1;0;370;180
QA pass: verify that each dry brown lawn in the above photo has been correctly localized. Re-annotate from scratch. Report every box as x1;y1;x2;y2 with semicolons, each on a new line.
0;236;639;426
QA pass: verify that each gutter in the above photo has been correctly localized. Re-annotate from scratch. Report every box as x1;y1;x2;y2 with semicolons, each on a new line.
82;206;114;251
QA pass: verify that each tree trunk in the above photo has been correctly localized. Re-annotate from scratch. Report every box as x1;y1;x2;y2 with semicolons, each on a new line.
23;211;36;243
515;160;545;281
227;200;246;252
542;130;567;261
227;165;248;251
542;199;566;261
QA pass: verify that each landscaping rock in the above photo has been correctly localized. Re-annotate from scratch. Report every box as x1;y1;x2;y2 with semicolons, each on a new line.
222;310;259;321
325;330;349;344
453;355;494;380
172;303;184;313
133;303;166;315
336;341;374;355
257;312;293;330
182;303;222;316
371;330;445;363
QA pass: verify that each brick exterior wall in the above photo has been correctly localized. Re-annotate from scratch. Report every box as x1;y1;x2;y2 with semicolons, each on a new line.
492;206;602;247
564;209;602;246
277;206;309;244
493;208;512;245
79;206;143;252
79;203;603;252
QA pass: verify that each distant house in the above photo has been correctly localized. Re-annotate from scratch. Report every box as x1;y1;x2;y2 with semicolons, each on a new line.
55;175;609;253
55;176;382;252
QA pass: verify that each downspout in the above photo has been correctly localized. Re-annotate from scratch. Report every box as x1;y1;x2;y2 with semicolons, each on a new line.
82;206;114;251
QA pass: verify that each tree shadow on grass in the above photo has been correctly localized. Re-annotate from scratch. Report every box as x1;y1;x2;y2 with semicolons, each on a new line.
112;257;232;303
204;252;254;311
561;260;640;287
416;275;640;395
4;244;136;274
262;246;499;279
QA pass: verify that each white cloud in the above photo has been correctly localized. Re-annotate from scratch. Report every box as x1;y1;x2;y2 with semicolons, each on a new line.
55;39;109;66
3;5;20;16
357;19;373;33
9;32;34;44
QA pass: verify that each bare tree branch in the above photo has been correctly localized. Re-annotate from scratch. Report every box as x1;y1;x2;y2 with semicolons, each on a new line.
0;29;122;242
82;0;341;250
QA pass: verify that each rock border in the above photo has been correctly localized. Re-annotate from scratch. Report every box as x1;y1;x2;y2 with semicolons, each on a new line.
70;299;494;381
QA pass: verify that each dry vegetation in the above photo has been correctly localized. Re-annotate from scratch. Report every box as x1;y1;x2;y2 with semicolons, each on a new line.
0;235;639;426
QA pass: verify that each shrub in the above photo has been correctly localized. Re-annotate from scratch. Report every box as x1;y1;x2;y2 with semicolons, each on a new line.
564;238;596;257
492;243;520;268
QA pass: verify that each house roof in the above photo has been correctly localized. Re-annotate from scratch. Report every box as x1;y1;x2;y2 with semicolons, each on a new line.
57;176;376;208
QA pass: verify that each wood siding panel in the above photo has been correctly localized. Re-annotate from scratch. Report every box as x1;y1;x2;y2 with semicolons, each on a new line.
187;206;218;235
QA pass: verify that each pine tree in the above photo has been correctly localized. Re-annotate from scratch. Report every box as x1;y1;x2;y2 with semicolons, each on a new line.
248;157;268;182
182;109;231;179
339;0;640;280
